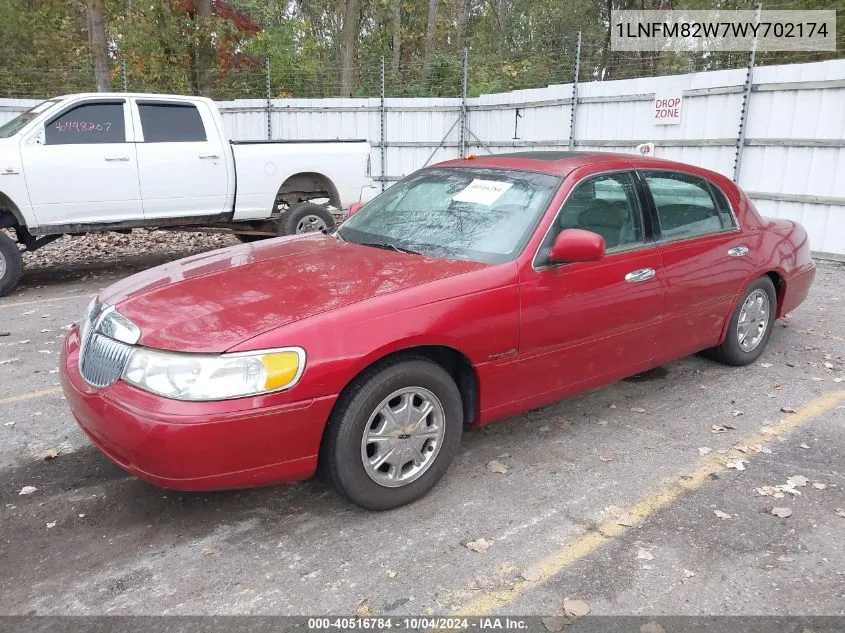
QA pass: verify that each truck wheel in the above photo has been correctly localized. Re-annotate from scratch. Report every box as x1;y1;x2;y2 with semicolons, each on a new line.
281;203;336;236
0;231;23;297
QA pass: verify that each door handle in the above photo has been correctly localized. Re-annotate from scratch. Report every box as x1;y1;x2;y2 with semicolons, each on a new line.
625;268;656;283
728;246;749;257
199;153;220;160
104;155;130;162
1;166;19;175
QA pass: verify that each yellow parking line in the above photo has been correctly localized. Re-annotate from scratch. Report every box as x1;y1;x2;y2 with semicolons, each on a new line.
0;294;93;310
0;387;63;406
453;389;845;616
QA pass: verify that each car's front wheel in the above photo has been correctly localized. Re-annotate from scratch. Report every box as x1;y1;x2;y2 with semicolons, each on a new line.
321;357;463;511
707;275;777;366
0;231;23;297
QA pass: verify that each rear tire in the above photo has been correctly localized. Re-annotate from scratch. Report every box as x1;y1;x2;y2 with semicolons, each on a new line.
321;357;463;511
706;276;777;366
281;203;336;236
0;231;23;297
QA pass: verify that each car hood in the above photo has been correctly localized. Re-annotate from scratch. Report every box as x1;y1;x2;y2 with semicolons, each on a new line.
100;235;486;353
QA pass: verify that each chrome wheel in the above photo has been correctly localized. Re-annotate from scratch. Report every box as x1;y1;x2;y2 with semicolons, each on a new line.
295;214;328;234
360;387;446;488
737;289;770;352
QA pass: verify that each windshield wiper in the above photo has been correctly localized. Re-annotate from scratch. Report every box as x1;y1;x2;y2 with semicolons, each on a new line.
358;241;422;255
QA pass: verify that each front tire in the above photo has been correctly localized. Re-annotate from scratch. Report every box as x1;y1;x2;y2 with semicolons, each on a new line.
0;231;23;297
707;276;777;366
321;357;464;511
281;202;336;236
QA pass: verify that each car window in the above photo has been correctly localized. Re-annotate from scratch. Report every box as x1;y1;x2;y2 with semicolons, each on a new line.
138;102;207;143
338;167;561;265
708;183;738;229
44;102;126;145
644;172;731;239
547;171;644;254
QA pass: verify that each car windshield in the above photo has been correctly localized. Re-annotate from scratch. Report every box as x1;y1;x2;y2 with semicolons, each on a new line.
338;167;560;264
0;99;60;138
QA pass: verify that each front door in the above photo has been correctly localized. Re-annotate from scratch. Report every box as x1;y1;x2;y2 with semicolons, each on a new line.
517;169;665;405
20;99;142;227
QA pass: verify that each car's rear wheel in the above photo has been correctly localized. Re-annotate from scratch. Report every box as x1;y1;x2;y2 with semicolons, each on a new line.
282;202;336;236
321;357;463;511
0;231;23;298
707;276;777;366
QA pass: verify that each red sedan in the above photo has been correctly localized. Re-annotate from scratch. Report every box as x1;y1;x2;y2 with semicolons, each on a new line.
60;152;815;510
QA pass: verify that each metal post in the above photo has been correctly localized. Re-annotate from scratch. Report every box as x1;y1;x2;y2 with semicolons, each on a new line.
380;56;386;191
121;59;127;92
733;3;761;183
568;31;582;151
265;57;272;140
459;48;468;158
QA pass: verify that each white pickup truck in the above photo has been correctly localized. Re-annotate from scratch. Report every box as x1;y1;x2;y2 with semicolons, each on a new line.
0;93;378;296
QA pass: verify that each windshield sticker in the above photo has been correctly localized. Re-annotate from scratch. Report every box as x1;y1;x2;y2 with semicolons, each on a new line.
452;179;513;206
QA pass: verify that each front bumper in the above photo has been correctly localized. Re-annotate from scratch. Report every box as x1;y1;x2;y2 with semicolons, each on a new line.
60;329;337;490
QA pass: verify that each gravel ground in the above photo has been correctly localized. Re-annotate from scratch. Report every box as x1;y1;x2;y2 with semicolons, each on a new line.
0;233;844;619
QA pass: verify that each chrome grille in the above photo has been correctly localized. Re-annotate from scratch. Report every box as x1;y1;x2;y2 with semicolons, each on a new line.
79;333;133;388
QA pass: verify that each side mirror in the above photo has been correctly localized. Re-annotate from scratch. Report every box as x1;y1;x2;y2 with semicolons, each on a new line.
548;229;605;263
347;202;364;217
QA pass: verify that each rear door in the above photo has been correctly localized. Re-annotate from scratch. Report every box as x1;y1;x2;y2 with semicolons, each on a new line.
20;99;142;227
517;169;664;403
640;170;754;359
132;99;229;219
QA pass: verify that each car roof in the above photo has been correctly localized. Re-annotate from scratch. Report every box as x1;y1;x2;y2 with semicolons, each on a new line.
435;151;710;179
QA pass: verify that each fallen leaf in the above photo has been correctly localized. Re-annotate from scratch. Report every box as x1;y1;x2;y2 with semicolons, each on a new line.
599;454;613;462
759;363;772;368
542;617;566;632
466;537;492;554
774;384;784;390
46;521;56;528
44;449;60;460
387;570;397;578
787;475;809;487
521;565;542;582
812;483;827;490
824;362;834;369
608;404;616;409
486;460;508;475
698;447;712;455
683;568;695;578
712;425;728;433
835;508;845;518
726;460;746;471
17;339;30;344
699;385;709;390
630;407;646;413
356;602;373;618
556;418;571;429
781;406;798;414
18;486;38;495
731;410;744;417
617;515;633;527
563;598;590;619
201;546;218;556
799;443;810;449
637;548;654;561
771;507;793;518
714;510;731;520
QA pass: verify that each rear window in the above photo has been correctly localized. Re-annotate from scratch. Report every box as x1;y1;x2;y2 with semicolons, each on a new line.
138;102;207;142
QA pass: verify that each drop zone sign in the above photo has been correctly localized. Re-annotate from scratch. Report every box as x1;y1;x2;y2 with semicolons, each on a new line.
654;94;683;125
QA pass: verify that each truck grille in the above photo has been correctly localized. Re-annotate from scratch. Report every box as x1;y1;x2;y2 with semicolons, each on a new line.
78;302;134;388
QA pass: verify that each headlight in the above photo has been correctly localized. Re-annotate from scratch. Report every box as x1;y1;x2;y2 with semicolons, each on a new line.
122;347;305;401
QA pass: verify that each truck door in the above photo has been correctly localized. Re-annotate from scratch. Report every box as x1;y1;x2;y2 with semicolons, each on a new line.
20;99;143;227
132;99;229;220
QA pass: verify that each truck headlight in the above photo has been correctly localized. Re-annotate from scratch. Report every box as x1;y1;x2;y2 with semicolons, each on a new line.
122;347;305;401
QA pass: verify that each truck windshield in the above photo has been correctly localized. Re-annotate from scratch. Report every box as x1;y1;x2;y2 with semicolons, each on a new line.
338;167;560;264
0;99;60;138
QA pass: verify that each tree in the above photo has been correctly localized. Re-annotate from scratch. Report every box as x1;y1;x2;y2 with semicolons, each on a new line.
390;0;401;80
339;0;361;96
86;0;111;92
422;0;438;78
192;0;215;97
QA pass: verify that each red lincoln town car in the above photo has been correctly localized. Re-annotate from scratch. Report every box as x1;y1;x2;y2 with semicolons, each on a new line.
60;151;815;510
